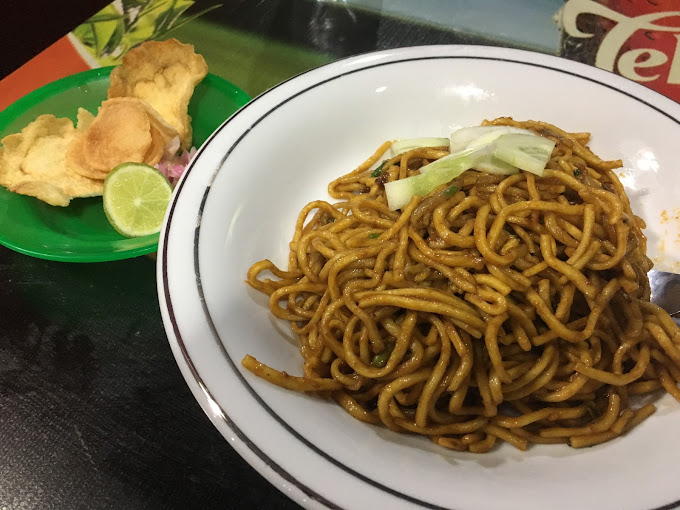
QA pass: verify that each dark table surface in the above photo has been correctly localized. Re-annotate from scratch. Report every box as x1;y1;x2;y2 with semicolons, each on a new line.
0;252;292;509
4;1;674;509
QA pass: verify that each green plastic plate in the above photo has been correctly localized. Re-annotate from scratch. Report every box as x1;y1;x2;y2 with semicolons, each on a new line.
0;67;250;262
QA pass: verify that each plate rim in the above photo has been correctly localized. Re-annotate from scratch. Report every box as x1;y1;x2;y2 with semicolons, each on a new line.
158;44;680;510
0;66;250;263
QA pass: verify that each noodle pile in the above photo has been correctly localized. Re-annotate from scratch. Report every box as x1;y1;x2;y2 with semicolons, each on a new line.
244;118;680;452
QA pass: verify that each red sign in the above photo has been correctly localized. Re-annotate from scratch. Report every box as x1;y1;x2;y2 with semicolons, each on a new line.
559;0;680;102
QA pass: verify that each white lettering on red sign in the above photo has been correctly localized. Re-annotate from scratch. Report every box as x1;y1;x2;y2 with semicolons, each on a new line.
561;0;680;84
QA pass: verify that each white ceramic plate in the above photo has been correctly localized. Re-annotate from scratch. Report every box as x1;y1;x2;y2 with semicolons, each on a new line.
157;45;680;510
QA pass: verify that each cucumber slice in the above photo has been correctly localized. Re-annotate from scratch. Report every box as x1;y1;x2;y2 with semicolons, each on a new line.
449;126;533;153
384;125;556;210
391;137;449;155
494;134;556;176
447;126;534;175
475;157;519;175
367;137;449;173
385;145;491;210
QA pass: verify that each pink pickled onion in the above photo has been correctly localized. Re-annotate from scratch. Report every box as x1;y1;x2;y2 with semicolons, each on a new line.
155;147;198;187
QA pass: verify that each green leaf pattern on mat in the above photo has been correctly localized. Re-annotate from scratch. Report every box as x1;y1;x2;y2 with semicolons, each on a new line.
71;0;220;66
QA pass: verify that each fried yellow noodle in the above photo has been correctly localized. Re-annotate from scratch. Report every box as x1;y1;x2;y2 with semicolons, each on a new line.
244;118;680;452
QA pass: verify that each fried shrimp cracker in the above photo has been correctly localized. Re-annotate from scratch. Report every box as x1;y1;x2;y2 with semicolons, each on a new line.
144;126;166;167
108;38;207;149
82;98;152;174
65;134;108;181
0;115;103;206
76;107;95;131
139;101;180;166
66;98;179;179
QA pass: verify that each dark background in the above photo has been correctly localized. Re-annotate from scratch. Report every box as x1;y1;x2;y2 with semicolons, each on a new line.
0;0;522;80
0;250;300;509
2;0;111;78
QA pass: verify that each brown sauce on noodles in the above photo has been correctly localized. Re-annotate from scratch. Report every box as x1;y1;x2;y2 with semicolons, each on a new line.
244;118;680;452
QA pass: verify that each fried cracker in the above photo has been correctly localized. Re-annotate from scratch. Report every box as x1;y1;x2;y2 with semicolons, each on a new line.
82;98;152;174
108;39;207;149
0;115;104;206
139;100;179;165
67;98;179;179
76;107;95;131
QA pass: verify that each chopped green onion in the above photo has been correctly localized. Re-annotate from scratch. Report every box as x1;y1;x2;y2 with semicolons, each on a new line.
371;342;395;368
444;185;460;197
368;233;380;239
573;169;582;176
371;160;388;177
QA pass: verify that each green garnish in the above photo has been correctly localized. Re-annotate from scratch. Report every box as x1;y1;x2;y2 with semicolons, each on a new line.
385;127;555;210
371;342;395;368
324;217;336;224
368;233;380;239
371;161;388;178
391;137;449;154
573;169;582;176
385;146;491;210
492;133;556;176
444;185;460;197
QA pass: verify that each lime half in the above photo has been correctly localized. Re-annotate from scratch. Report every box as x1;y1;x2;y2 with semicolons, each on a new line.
103;163;173;238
